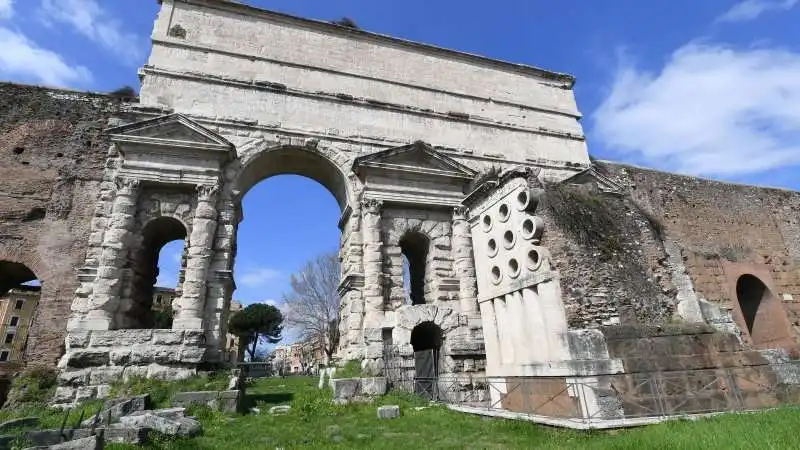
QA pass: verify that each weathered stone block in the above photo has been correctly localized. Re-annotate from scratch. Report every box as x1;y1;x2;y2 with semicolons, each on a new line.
88;366;123;385
52;387;76;404
82;394;148;427
172;391;218;410
332;378;360;401
66;331;91;349
152;330;184;345
58;369;90;387
147;364;195;381
66;350;109;368
0;417;38;433
377;405;400;419
269;405;291;415
119;413;201;437
361;377;388;396
104;426;150;445
183;330;205;345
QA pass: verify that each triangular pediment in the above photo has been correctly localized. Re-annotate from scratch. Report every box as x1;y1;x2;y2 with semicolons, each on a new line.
353;141;477;179
563;165;624;195
108;114;233;149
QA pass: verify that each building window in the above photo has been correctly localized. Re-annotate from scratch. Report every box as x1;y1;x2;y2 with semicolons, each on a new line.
9;317;19;327
4;333;13;344
156;295;163;305
14;300;24;310
0;351;8;362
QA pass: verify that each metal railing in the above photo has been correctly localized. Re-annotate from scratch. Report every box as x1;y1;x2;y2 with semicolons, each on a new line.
380;353;800;422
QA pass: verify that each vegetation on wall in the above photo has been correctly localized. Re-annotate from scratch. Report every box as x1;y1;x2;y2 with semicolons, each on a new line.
543;182;674;325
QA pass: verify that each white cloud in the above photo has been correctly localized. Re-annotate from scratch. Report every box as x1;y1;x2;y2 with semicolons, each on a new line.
38;0;142;63
239;267;283;287
0;27;92;87
591;43;800;177
716;0;798;23
0;0;13;20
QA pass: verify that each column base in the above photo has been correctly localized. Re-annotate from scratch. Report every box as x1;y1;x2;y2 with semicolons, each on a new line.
172;317;205;329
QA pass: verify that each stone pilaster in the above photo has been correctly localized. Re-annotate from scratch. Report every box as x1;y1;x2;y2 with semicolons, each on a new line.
84;177;141;330
173;183;220;330
361;199;384;347
453;206;478;314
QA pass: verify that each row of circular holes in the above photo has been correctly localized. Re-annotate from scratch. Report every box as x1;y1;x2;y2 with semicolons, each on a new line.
487;219;540;257
490;249;541;284
481;190;531;232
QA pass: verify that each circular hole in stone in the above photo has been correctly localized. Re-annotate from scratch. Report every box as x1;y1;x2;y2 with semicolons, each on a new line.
503;230;515;249
527;249;541;270
482;214;492;232
517;191;528;209
508;258;520;278
12;147;24;155
498;203;510;222
521;218;535;239
488;238;498;256
491;266;502;284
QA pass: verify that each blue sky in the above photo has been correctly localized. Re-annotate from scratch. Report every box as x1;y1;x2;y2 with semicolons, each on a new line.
1;0;798;335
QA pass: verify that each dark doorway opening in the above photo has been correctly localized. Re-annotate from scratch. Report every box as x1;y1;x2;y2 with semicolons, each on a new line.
410;321;442;399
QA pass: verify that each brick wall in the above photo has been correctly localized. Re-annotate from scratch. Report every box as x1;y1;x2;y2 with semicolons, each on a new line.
0;83;122;368
551;161;800;349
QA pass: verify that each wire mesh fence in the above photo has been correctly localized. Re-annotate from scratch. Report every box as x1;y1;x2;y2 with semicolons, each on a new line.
380;348;800;421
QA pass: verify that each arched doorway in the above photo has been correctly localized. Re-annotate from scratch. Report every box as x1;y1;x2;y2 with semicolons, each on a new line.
124;217;187;329
399;231;429;305
229;144;351;362
736;274;782;346
0;260;41;402
410;321;443;398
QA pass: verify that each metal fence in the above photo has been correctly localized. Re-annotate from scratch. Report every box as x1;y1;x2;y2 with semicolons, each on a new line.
380;352;800;421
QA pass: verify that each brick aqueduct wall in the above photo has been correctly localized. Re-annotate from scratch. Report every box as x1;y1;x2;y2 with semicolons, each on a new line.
0;83;124;371
2;82;800;411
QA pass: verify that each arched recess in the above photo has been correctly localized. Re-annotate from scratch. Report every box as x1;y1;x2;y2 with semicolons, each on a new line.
0;261;38;296
233;143;355;210
399;231;430;305
124;216;188;329
735;274;788;346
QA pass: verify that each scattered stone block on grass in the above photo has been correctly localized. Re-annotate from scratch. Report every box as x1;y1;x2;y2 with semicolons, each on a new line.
269;405;291;415
0;417;39;433
24;435;102;450
81;394;149;427
119;413;201;437
377;405;400;419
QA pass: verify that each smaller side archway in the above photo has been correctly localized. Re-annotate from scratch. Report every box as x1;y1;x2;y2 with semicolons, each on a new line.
123;217;188;329
735;274;793;347
400;231;430;306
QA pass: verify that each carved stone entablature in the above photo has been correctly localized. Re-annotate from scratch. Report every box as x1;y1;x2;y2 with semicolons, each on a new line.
109;114;235;186
337;274;365;297
561;164;624;195
353;141;477;207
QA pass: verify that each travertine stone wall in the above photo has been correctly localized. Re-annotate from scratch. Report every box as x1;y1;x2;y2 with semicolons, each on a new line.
0;83;122;369
54;329;202;406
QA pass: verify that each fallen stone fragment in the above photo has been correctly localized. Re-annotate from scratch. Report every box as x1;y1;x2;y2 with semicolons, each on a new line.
119;413;202;437
250;407;261;414
81;394;149;427
23;435;101;450
104;425;150;445
269;405;291;415
377;405;400;419
0;417;39;433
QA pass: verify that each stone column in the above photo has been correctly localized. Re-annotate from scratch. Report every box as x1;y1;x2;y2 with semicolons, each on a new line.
361;199;385;360
173;183;220;330
85;177;140;330
453;206;478;314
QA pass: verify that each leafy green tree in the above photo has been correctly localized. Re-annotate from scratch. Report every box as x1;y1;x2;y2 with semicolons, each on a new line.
228;303;284;361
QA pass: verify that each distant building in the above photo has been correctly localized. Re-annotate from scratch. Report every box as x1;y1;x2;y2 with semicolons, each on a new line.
152;287;177;312
272;338;325;375
0;286;40;373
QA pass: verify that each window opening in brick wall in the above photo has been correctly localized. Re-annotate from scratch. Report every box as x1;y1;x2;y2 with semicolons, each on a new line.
399;231;429;305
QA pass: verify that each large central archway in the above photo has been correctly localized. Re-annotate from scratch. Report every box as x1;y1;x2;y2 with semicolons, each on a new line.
223;142;356;363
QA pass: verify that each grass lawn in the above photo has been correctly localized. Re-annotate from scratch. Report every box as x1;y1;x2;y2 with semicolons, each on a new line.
104;376;800;450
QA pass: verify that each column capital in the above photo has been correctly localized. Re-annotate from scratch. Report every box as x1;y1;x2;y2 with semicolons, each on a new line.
360;198;382;214
114;177;141;195
196;183;220;202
